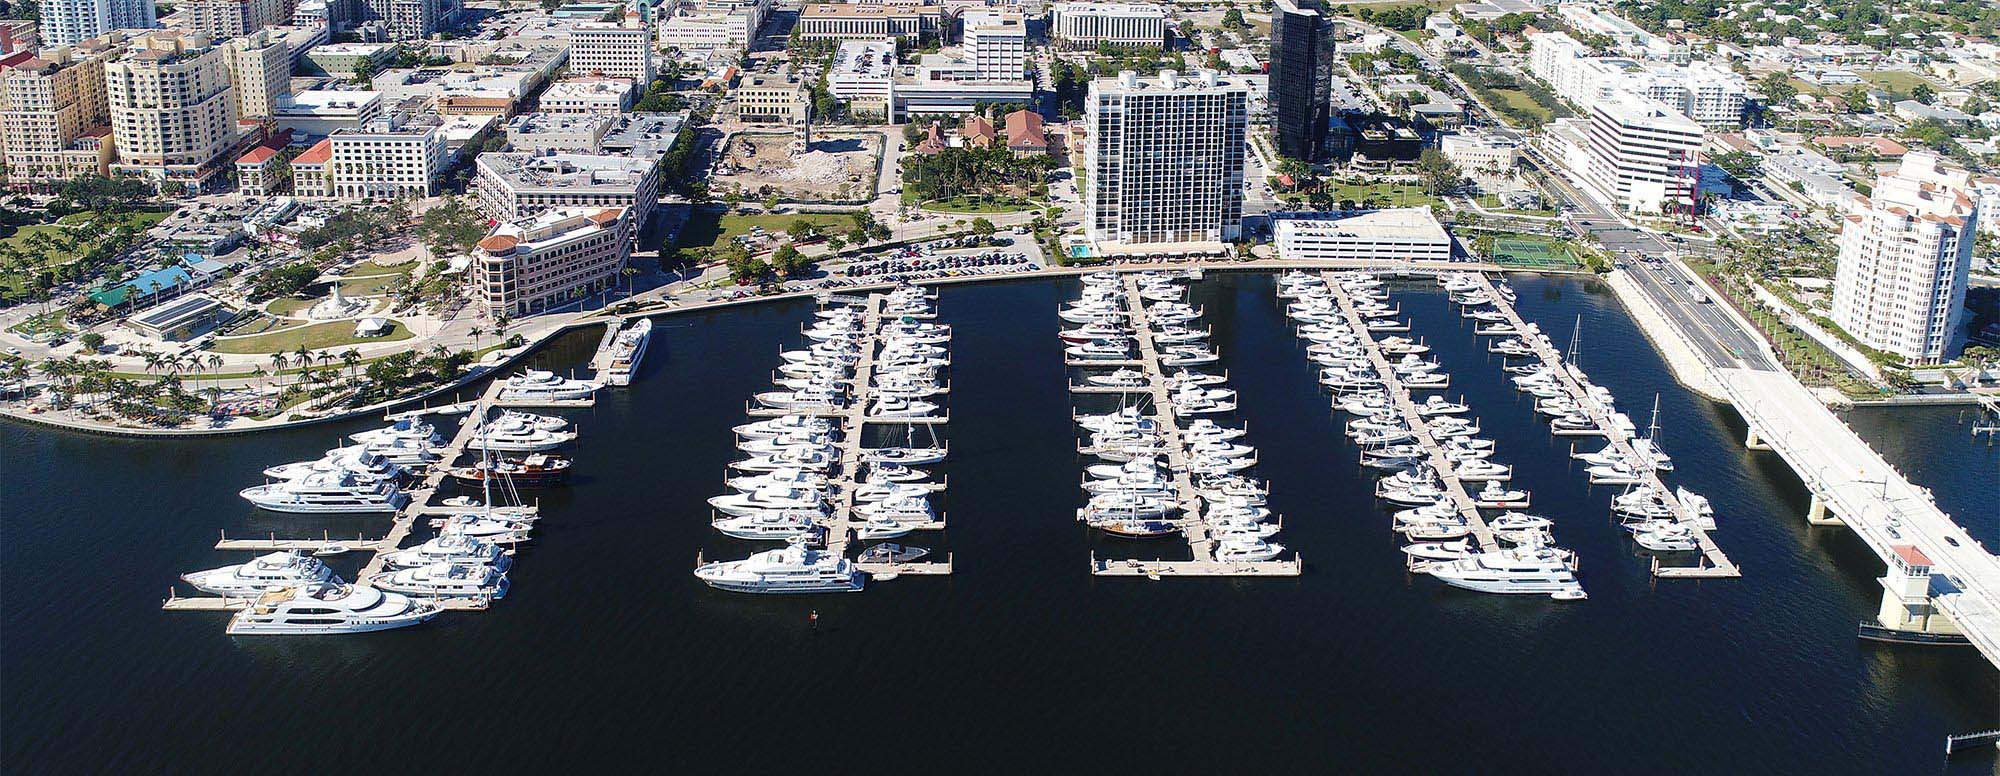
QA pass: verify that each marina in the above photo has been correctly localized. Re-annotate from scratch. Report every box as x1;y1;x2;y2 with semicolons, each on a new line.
5;272;1997;771
1066;271;1301;577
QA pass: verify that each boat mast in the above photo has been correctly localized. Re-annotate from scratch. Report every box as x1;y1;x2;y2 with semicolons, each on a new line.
1566;315;1582;368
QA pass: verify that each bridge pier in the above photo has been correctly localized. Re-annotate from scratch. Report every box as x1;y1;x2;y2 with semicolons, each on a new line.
1807;493;1841;526
1744;426;1771;451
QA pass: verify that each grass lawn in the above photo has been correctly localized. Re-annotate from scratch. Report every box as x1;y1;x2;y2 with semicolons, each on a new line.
0;212;173;295
1325;0;1454;10
347;258;417;275
674;210;852;249
335;272;408;296
1326;181;1435;208
921;196;1041;214
1860;70;1935;93
6;309;71;337
208;319;413;354
265;297;319;315
1475;194;1556;217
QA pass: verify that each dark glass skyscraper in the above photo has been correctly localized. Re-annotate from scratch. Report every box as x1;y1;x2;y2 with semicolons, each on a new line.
1268;0;1333;162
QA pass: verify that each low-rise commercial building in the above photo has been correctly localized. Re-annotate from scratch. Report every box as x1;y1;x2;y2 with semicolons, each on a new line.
539;76;637;114
475;151;662;230
736;72;806;124
304;42;400;78
1439;131;1517;174
796;4;940;43
1050;2;1165;50
1273;208;1454;262
505;111;615;153
270;89;384;136
327;114;446;200
476;206;631;317
827;39;895;118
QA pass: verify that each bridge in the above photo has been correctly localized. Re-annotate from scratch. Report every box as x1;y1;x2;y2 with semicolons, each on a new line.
1714;367;2000;669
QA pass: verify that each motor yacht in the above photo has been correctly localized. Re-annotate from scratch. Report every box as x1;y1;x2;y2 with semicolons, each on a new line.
1065;340;1132;360
732;447;836;473
447;453;573;487
1472;481;1531;509
1403;539;1473;563
225;583;441;635
755;386;844;411
866;462;932;483
350;418;442;447
240;471;407;514
738;433;836;457
1171;386;1236;414
869;396;940;418
1214;536;1284;562
1632;522;1699;552
1160;346;1220;367
264;447;406;483
1425;546;1585;599
857;495;936;523
380;533;512;571
1453;458;1512;482
1077;407;1159;436
1488;512;1552;533
435;512;536;543
708;487;826;517
370;561;509;601
1415;396;1469;416
694;537;864;594
1081;491;1175;521
1085;368;1149;388
602;318;652;386
712;510;821;541
726;468;828;493
182;551;338;596
1400;371;1450;390
498;369;600;403
1096;519;1180;538
468;415;578;452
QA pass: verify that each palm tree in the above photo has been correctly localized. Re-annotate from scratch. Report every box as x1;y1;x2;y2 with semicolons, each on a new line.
469;325;484;350
269;352;288;387
341;349;361;383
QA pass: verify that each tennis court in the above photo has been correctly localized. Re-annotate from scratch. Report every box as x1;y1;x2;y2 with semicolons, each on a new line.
1488;235;1579;270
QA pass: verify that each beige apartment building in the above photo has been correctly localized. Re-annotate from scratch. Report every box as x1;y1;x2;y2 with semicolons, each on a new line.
104;31;246;193
223;30;292;122
476;207;631;317
0;37;122;189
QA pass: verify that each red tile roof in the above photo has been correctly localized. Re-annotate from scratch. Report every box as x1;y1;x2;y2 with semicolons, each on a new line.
293;138;333;164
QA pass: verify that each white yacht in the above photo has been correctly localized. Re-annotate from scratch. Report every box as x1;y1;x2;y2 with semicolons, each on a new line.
713;510;821;540
498;369;600;403
350;418;442;447
182;551;338;596
380;533;513;571
1426;546;1585;600
708;487;827;517
225;583;441;635
869;396;940;418
239;471;407;514
468;415;577;452
263;447;406;483
734;415;835;440
1214;536;1285;562
694;538;864;594
602;318;652;386
370;561;509;600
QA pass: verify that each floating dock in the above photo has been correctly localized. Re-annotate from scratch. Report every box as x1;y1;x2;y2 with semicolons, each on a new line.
1464;274;1738;578
1321;273;1501;552
1074;275;1301;578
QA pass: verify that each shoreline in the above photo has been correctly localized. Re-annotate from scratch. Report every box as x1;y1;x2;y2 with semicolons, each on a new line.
0;259;1684;439
1598;269;1732;403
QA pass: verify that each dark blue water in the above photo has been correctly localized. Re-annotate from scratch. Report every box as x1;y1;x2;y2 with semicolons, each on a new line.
4;272;1997;774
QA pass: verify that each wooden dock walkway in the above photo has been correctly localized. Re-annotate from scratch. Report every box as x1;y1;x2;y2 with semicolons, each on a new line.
820;293;953;577
1322;273;1501;552
1079;275;1299;577
1467;274;1739;578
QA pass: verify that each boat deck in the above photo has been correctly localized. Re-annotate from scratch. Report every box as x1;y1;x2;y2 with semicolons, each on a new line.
1466;274;1738;578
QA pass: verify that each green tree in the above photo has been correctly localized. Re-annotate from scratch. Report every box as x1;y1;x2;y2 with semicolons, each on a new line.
1222;8;1245;28
1759;72;1796;106
1910;82;1937;104
79;332;106;352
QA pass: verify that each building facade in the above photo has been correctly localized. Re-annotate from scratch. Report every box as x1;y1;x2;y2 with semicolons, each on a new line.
735;73;806;124
476;206;631;317
222;30;291;121
1273;208;1454;262
1084;70;1247;245
1267;0;1331;162
474;151;662;230
1577;94;1702;214
42;0;155;48
0;40;120;189
962;10;1025;81
186;0;287;38
327;115;444;199
1831;152;1981;364
539;76;637;114
1050;2;1165;50
795;4;939;42
569;17;654;84
104;32;243;192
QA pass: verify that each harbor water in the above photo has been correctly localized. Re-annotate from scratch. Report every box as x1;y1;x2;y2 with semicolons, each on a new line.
3;272;1997;773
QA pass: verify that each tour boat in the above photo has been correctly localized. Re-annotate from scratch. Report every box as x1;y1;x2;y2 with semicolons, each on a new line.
226;583;441;635
182;551;338;597
694;537;864;594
